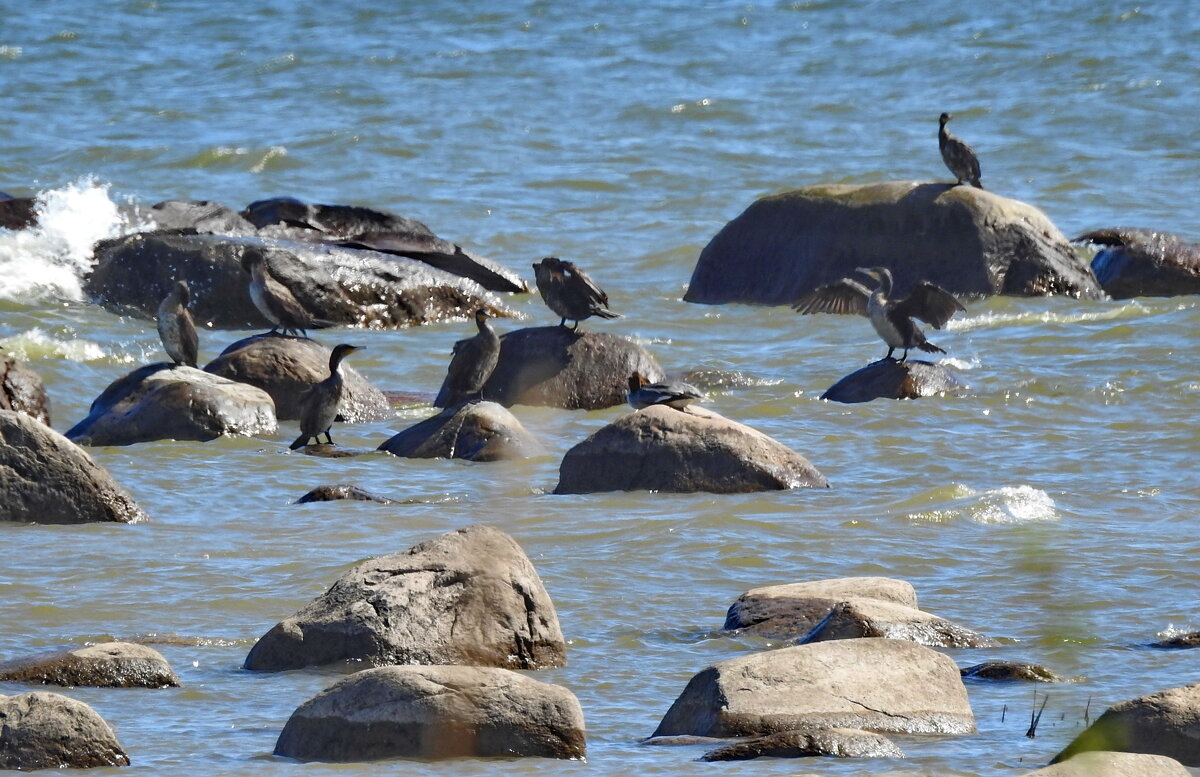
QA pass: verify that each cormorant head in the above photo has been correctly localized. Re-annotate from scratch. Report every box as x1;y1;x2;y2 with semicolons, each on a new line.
328;343;362;369
174;279;190;305
473;308;493;327
628;371;647;392
855;266;893;291
939;112;952;126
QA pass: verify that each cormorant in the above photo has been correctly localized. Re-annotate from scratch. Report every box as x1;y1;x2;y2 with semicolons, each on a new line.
436;309;500;407
290;343;362;449
627;372;704;411
241;249;334;337
532;256;619;330
156;280;199;367
938;112;984;189
792;266;964;361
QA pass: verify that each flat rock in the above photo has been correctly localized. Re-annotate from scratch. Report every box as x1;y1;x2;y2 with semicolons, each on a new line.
65;364;277;446
685;181;1104;305
725;577;918;639
204;334;388;422
653;638;975;738
1052;682;1200;766
0;692;130;769
799;598;998;648
0;642;179;688
244;525;565;671
0;410;148;524
378;401;541;461
477;326;665;410
1150;632;1200;649
821;359;966;403
1076;227;1200;298
701;727;904;761
1;355;51;425
555;405;828;494
274;664;585;761
960;660;1063;682
1031;751;1190;776
295;484;393;504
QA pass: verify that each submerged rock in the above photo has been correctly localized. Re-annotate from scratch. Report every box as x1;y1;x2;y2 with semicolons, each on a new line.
700;727;903;761
1052;682;1200;767
0;642;179;688
0;692;130;769
1076;227;1200;298
798;597;999;648
378;401;541;462
724;577;918;639
1030;751;1190;776
295;484;393;504
960;660;1064;682
820;358;966;403
1;355;51;425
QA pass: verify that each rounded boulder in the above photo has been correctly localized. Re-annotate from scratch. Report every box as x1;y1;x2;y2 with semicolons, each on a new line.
724;577;918;639
378;401;541;462
820;359;966;403
0;692;129;769
0;642;179;688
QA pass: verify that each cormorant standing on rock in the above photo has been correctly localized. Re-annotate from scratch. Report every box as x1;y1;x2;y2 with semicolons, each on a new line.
627;372;704;411
533;256;619;330
156;280;199;367
938;112;983;189
290;343;362;449
792;267;964;361
241;249;334;337
436;309;500;407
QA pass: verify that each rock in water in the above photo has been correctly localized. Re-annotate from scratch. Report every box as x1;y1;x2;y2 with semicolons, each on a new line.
820;358;965;403
1075;227;1200;298
724;577;919;638
1031;751;1190;776
378;401;541;462
1;356;51;425
798;598;999;648
0;642;179;688
1052;682;1200;767
701;727;903;761
0;692;130;769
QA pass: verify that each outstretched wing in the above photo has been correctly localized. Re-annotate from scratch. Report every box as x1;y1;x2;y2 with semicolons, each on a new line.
791;277;872;316
894;282;965;329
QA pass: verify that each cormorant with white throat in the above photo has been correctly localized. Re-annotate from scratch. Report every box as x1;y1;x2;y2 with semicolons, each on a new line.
156;280;199;367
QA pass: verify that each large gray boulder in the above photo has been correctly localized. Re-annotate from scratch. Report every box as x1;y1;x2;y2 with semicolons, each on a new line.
820;359;966;403
0;692;129;769
478;326;665;410
1031;751;1190;776
653;638;975;737
685;181;1104;305
204;334;388;422
274;665;585;761
1052;682;1200;766
555;405;828;494
0;410;148;524
1;355;51;425
799;597;999;648
701;727;903;761
725;577;918;639
244;525;565;671
378;401;541;462
65;364;277;446
0;642;179;688
1076;227;1200;298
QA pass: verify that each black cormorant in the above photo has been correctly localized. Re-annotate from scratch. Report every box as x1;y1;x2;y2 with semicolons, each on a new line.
156;280;199;367
242;249;334;337
436;309;500;407
627;372;704;411
533;256;619;330
939;112;984;189
290;343;362;449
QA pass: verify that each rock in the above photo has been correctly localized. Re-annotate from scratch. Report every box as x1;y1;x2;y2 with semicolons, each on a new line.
1030;751;1191;776
479;326;665;410
140;199;256;234
653;638;975;737
295;484;393;504
65;364;277;446
204;335;388;422
724;577;918;639
377;401;541;462
273;664;585;761
700;727;903;761
1052;682;1200;766
1150;632;1200;649
1076;227;1200;298
0;642;179;688
685;181;1104;305
85;231;510;329
0;410;148;524
820;358;966;403
1;355;52;425
960;660;1063;682
799;598;998;648
0;196;37;230
244;525;565;671
555;405;828;494
0;692;130;769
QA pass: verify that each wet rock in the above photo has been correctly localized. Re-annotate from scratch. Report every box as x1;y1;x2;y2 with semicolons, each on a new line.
204;335;388;422
65;364;277;446
1150;632;1200;649
140;199;256;234
725;577;918;639
479;326;665;410
378;401;541;462
274;664;585;761
0;196;37;230
820;359;966;403
960;660;1063;682
0;692;130;769
295;484;393;504
701;727;903;761
0;410;148;524
1076;227;1200;298
1031;751;1190;776
799;598;998;648
1052;682;1200;766
244;525;565;671
653;638;975;737
1;355;51;425
555;405;828;494
685;181;1103;305
0;642;179;688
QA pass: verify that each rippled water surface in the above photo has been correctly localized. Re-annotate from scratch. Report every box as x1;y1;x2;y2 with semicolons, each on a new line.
2;2;1199;775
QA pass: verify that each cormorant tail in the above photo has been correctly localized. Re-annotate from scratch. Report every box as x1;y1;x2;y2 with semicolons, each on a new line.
289;434;310;450
918;341;946;354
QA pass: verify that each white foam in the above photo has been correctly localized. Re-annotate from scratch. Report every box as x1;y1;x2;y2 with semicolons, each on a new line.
1;327;112;362
967;485;1058;524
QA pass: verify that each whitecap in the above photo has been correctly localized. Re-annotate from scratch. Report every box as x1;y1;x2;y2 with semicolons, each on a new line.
1;327;113;362
966;485;1059;524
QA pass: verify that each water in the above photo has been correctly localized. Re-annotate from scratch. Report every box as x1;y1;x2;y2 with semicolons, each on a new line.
2;2;1199;774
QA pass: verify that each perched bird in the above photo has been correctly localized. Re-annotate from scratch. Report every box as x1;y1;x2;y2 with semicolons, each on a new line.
241;249;334;337
627;372;704;411
938;112;984;189
435;309;501;407
532;256;619;330
290;343;362;449
792;266;964;361
156;279;199;367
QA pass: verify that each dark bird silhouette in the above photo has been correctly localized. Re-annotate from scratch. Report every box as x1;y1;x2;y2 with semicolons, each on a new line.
532;256;619;330
627;372;704;411
792;266;964;361
156;280;199;367
241;249;335;337
435;309;501;407
290;343;362;449
939;112;984;189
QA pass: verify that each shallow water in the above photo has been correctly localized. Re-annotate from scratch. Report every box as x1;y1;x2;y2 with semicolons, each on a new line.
2;2;1199;775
